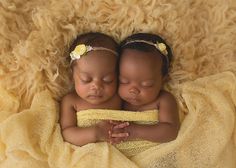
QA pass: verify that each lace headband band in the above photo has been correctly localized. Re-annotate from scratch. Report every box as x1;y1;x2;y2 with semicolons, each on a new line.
70;44;118;62
123;40;169;65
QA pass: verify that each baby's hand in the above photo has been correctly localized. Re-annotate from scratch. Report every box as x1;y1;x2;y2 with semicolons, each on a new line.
95;120;114;142
108;121;129;144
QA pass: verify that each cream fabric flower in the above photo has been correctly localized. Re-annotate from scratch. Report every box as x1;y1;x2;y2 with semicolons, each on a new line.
70;44;92;61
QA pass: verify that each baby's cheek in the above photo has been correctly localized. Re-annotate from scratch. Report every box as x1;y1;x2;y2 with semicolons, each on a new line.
142;90;156;99
76;84;88;95
118;87;127;98
106;84;117;95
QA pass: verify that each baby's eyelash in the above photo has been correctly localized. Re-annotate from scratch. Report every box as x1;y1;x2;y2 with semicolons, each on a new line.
103;79;113;84
80;77;92;83
120;80;129;84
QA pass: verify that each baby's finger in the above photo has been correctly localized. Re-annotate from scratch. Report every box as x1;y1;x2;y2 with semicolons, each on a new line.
113;122;129;129
111;132;129;138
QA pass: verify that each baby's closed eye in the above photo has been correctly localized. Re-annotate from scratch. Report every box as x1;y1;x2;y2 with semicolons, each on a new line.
103;76;114;83
80;76;92;83
119;77;129;84
141;81;154;87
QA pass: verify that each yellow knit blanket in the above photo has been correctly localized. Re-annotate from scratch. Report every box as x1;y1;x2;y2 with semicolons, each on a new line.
77;109;159;157
0;71;236;168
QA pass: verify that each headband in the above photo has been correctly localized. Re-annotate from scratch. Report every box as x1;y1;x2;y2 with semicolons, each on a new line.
70;44;118;62
123;40;169;65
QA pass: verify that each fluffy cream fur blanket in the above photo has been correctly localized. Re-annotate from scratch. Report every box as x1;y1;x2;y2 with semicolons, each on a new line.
0;0;236;168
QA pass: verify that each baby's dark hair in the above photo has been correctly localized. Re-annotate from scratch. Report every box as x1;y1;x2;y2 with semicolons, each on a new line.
119;33;173;76
69;32;119;69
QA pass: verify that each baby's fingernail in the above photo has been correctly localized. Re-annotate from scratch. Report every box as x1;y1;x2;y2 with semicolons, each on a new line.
126;122;129;126
126;133;129;136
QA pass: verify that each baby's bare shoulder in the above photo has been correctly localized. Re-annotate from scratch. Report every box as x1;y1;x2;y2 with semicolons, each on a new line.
61;92;81;108
158;90;177;105
158;90;179;127
62;92;77;102
157;90;179;119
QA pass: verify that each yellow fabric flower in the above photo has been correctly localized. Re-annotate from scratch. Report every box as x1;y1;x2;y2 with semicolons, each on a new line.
74;44;87;56
158;43;166;52
70;44;93;61
155;42;168;56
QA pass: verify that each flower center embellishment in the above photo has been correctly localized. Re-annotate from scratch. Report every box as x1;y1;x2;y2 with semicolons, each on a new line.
155;42;168;56
70;44;93;61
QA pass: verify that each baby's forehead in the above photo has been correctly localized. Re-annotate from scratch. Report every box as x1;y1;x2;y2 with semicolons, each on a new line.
120;49;162;67
73;55;117;75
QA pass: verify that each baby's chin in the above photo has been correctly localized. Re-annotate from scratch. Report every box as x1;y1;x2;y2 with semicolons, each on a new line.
125;99;144;106
85;96;110;105
124;97;154;107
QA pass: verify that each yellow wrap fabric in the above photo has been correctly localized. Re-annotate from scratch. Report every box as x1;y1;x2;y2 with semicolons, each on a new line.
77;109;159;157
0;71;236;168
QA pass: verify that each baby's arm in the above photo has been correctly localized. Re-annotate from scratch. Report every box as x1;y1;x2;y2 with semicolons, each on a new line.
112;92;180;143
60;94;114;146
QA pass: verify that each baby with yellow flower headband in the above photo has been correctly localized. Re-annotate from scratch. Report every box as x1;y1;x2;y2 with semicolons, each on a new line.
60;32;129;146
110;33;180;143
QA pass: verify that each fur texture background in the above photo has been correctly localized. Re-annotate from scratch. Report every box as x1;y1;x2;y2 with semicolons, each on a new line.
0;0;236;110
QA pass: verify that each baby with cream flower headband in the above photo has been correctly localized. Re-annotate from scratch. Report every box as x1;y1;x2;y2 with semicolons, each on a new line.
60;32;129;146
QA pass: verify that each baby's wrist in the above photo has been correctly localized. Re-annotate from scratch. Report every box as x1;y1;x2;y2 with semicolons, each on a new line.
125;123;136;140
93;126;100;142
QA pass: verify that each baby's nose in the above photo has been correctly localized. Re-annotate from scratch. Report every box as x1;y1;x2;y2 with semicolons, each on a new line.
129;87;140;95
91;80;103;90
